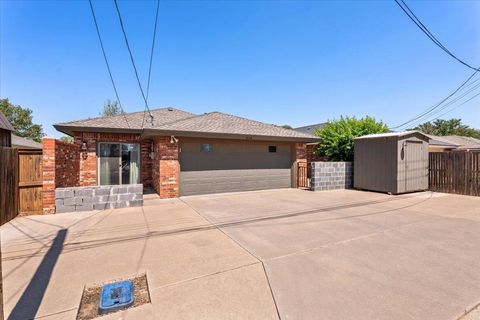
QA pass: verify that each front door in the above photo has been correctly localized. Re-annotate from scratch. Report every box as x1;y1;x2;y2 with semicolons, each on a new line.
98;143;140;185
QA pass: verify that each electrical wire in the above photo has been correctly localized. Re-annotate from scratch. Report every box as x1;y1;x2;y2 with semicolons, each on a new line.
430;91;480;121
391;70;479;129
113;0;154;126
404;80;480;129
143;0;160;129
88;0;131;128
394;0;480;72
146;0;160;102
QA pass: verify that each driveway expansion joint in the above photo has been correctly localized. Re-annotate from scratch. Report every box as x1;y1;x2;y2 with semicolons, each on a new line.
179;198;282;320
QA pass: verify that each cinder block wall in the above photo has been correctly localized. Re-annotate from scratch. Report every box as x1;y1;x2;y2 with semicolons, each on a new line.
55;185;143;213
310;161;353;191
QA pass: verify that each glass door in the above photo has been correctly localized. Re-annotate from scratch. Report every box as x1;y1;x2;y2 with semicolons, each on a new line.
121;144;140;185
98;143;140;185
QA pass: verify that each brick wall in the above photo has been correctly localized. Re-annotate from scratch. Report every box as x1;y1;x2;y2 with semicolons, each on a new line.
306;143;326;178
152;137;179;198
295;142;307;162
73;132;152;187
42;138;80;214
310;161;353;191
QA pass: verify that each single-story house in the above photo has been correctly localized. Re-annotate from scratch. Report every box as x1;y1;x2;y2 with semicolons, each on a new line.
426;134;480;152
12;134;43;150
53;108;319;198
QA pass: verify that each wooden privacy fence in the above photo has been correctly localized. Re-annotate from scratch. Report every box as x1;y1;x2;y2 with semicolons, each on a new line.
0;147;43;225
18;149;43;215
429;152;480;197
0;147;19;225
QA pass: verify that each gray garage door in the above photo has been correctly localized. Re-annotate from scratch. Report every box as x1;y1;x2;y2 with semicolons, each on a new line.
179;141;293;196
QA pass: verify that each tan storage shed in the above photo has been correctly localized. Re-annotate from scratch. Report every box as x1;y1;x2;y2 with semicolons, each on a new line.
354;131;429;194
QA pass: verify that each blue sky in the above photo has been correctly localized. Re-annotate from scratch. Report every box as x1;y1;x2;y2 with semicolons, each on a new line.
1;0;479;138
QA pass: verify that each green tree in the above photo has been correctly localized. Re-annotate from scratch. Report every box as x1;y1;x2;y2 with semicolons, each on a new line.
316;116;389;161
0;98;45;142
413;119;480;138
279;124;293;129
100;100;123;117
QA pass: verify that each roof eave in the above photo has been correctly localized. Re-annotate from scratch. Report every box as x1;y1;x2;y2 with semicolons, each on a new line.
142;128;320;142
53;125;143;137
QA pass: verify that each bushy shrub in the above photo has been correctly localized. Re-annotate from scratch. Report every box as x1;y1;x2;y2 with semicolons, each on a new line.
316;116;388;161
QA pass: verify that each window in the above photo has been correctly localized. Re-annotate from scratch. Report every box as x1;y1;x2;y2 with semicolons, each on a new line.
268;146;277;153
201;143;213;152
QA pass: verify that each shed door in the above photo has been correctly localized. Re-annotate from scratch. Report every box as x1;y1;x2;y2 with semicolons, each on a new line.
404;140;428;192
179;141;293;196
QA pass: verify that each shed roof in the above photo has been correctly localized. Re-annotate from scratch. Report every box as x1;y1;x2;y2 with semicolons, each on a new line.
0;111;14;131
54;108;319;142
354;131;428;140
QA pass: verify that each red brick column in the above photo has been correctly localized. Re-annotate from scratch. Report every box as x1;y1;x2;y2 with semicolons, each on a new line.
153;137;179;198
42;138;56;214
74;132;97;186
42;138;81;214
295;142;307;162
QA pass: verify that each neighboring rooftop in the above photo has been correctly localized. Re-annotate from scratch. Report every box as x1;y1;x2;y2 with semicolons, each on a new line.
54;108;319;142
11;134;43;149
426;134;480;150
294;123;326;135
0;111;14;131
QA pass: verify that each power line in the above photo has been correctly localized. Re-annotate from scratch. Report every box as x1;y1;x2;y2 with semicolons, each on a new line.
394;0;480;72
143;0;160;129
430;91;480;121
88;0;131;128
113;0;154;126
146;0;160;102
391;70;479;129
404;80;480;129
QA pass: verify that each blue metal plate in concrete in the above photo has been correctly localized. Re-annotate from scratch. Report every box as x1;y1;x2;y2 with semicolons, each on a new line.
99;280;134;314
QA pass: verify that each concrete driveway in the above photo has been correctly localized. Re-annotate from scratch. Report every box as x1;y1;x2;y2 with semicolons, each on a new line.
2;189;480;319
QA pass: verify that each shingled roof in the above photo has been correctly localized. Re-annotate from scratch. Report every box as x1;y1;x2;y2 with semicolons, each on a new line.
54;108;318;142
0;111;14;131
54;108;194;132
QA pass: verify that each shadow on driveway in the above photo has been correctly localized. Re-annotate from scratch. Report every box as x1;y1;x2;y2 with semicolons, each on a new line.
8;229;67;320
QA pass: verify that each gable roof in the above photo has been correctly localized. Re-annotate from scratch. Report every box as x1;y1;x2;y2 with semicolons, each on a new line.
54;108;319;142
0;111;14;131
294;123;326;135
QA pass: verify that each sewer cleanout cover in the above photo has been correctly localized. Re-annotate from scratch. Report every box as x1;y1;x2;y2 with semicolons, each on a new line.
98;280;134;315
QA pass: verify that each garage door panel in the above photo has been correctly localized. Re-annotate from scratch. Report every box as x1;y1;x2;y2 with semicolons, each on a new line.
179;141;294;196
180;169;291;196
180;143;292;171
